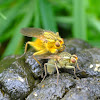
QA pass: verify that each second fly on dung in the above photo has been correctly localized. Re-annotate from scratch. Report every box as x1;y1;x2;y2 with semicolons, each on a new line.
37;52;81;84
21;28;65;66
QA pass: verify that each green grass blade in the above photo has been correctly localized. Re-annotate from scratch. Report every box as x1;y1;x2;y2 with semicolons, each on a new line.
73;0;87;40
87;15;100;33
0;12;7;20
33;0;41;28
0;1;24;36
32;0;40;41
56;16;73;24
0;0;13;5
39;0;57;32
2;1;34;57
0;30;14;43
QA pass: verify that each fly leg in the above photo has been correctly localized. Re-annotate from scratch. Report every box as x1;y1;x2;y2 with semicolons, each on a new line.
33;49;47;66
41;63;47;82
41;63;55;82
23;41;41;66
65;65;79;79
24;41;32;53
16;41;31;59
55;62;59;85
73;66;79;79
76;63;85;72
32;55;41;66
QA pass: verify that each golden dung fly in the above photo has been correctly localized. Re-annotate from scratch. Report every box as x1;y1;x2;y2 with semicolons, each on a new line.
21;28;65;66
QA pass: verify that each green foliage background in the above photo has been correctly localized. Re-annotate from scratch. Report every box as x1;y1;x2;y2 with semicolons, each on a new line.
0;0;100;58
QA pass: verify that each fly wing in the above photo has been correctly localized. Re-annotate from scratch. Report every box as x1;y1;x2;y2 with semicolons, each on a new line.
20;28;57;42
20;28;45;38
35;54;59;60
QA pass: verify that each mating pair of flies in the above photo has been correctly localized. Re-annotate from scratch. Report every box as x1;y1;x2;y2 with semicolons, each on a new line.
21;28;81;83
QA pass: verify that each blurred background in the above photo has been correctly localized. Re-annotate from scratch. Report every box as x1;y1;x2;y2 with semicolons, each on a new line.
0;0;100;59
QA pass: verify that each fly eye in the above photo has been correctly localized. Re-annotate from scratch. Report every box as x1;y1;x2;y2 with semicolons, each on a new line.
71;58;76;63
55;42;60;47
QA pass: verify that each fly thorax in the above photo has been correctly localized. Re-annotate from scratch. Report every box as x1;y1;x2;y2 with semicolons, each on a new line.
59;58;66;66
